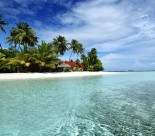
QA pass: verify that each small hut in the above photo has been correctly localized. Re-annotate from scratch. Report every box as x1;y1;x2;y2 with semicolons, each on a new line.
57;63;71;71
57;61;84;71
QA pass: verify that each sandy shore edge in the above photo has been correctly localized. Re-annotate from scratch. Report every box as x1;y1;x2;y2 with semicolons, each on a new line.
0;72;121;80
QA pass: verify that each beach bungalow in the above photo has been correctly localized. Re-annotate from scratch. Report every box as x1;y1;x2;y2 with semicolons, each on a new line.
57;61;84;71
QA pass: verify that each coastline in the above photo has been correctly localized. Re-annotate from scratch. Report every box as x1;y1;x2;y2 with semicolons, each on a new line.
0;72;121;80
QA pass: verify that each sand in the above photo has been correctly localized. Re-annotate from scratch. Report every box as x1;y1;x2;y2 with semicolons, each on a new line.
0;72;120;80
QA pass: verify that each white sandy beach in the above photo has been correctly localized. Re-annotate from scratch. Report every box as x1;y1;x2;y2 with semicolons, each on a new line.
0;72;120;80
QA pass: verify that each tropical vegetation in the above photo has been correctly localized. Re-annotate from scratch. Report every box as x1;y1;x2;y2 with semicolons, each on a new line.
81;48;104;71
0;15;104;73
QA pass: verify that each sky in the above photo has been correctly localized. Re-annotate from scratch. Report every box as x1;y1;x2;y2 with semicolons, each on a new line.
0;0;155;71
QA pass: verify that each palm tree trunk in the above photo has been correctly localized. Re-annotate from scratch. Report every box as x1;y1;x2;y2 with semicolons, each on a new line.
69;50;73;61
77;53;79;60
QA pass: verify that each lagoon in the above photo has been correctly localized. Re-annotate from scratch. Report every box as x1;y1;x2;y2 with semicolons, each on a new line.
0;72;155;135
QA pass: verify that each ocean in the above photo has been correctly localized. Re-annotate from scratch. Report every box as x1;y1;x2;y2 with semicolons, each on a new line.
0;72;155;135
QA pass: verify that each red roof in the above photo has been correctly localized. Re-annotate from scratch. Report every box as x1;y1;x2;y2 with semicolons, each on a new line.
62;61;84;68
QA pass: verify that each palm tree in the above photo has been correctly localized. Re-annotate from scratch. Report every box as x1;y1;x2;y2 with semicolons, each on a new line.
0;15;8;33
81;54;89;71
33;41;60;72
88;48;97;65
6;41;59;72
69;39;84;61
6;28;18;49
76;43;84;60
69;39;79;61
6;22;38;51
52;35;68;56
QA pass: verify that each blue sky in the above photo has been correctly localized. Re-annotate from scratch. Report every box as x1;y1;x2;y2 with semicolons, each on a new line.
0;0;155;71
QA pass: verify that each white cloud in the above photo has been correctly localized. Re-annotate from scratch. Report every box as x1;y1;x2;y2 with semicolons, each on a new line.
55;0;135;42
36;1;134;46
34;0;155;70
100;39;155;71
36;0;155;44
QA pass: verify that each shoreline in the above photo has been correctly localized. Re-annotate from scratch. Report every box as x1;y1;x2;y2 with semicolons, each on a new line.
0;72;121;80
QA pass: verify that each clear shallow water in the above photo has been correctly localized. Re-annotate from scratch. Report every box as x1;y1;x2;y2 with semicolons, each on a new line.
0;72;155;136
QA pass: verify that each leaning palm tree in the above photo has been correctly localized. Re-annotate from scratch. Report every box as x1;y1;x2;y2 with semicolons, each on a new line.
69;39;79;61
0;15;8;33
52;35;68;56
76;43;84;60
6;22;38;51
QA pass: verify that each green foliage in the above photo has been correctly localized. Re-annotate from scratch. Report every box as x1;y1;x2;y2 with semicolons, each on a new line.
0;41;60;73
78;67;83;71
88;48;97;65
75;59;80;63
81;48;104;71
32;41;60;72
93;59;104;71
81;54;89;71
72;66;83;72
6;22;38;50
0;52;5;58
69;39;84;60
88;65;94;71
63;67;70;72
52;35;68;56
0;52;13;72
72;66;78;71
1;47;18;58
76;43;84;60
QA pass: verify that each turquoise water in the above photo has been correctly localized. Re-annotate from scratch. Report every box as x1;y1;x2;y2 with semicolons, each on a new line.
0;72;155;136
